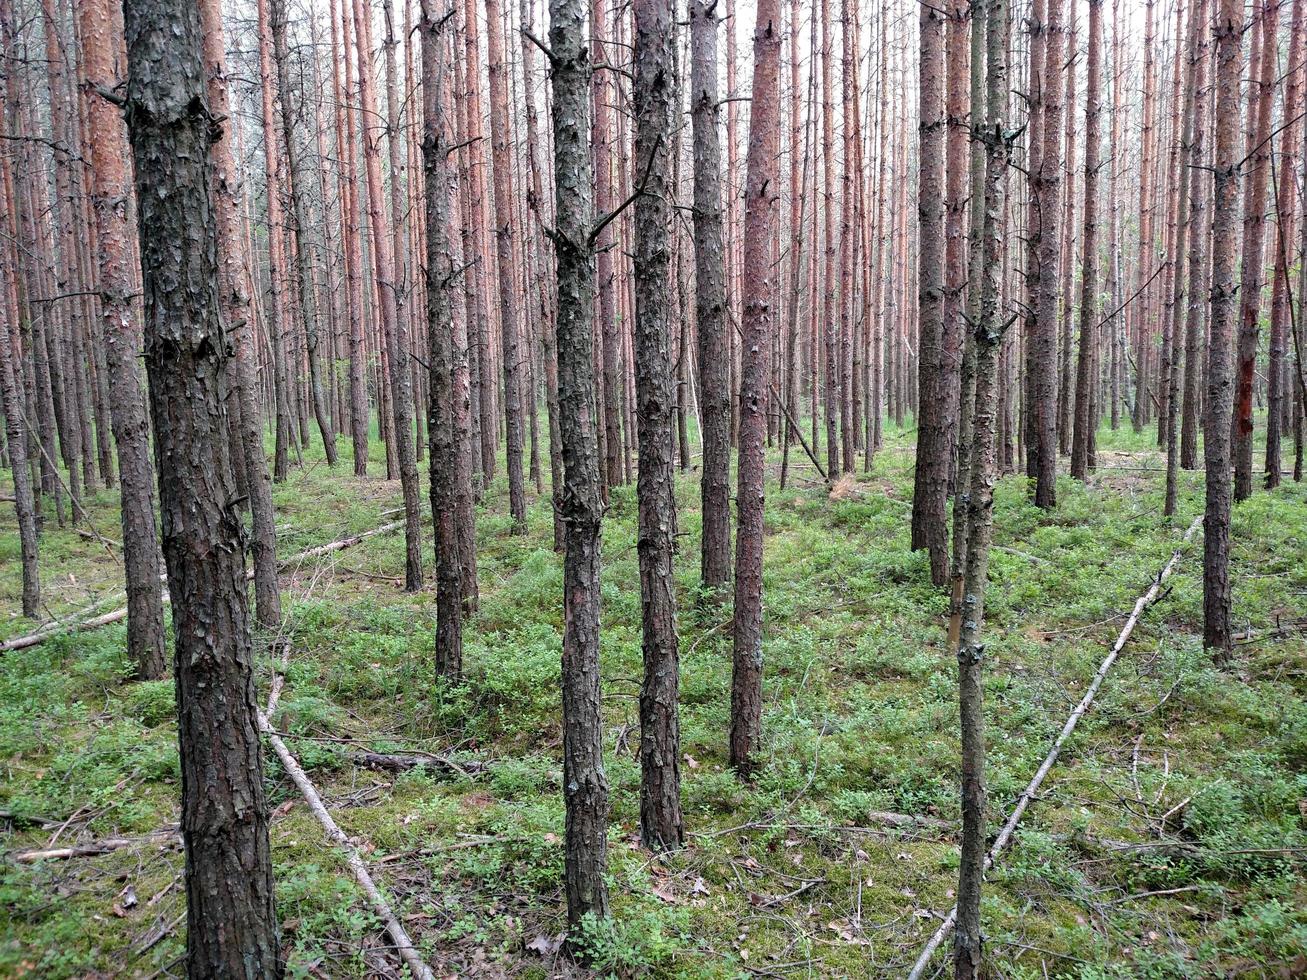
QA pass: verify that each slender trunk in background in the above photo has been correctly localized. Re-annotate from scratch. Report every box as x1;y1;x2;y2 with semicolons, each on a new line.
690;0;731;596
729;0;780;774
1232;0;1277;501
1030;0;1063;508
548;0;611;930
256;0;295;483
1107;0;1124;435
335;0;370;475
77;0;168;680
950;0;988;645
819;0;839;477
0;69;37;616
201;0;282;633
485;0;529;530
420;1;463;679
1022;0;1047;461
353;0;423;589
911;0;948;582
1057;7;1077;457
122;0;281;969
271;0;338;467
1180;0;1210;472
592;0;623;492
1163;0;1203;514
632;0;683;851
1204;0;1245;656
942;0;967;472
1264;0;1304;488
1071;0;1103;480
520;0;565;548
1133;0;1156;433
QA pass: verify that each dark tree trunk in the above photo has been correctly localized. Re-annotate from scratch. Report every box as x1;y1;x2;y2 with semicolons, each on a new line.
1030;0;1063;509
548;0;611;930
485;0;529;531
270;0;338;467
1232;0;1278;501
1179;0;1211;473
1265;0;1305;488
1163;0;1204;515
420;0;463;680
911;0;949;582
122;0;281;971
0;85;37;616
78;0;168;680
632;0;683;851
1071;0;1103;481
1204;0;1245;656
201;0;281;634
953;1;1010;972
353;0;423;589
690;0;731;597
729;0;780;774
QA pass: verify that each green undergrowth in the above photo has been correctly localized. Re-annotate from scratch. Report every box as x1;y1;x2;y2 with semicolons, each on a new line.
1;419;1305;977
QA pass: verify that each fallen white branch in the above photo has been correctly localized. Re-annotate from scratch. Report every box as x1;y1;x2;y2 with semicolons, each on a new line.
0;519;405;653
259;710;435;980
906;514;1204;980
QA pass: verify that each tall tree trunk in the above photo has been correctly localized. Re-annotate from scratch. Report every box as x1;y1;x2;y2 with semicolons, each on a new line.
1072;0;1103;480
1232;0;1277;500
690;0;731;596
0;61;37;617
631;0;683;851
352;0;423;588
485;0;528;530
1204;0;1245;656
1163;0;1204;514
201;0;282;633
122;0;281;970
334;0;370;475
820;0;839;477
548;0;611;930
729;0;780;774
77;0;168;680
1264;0;1304;489
1030;0;1063;508
912;0;948;581
1179;0;1211;473
592;0;623;492
270;0;338;467
420;0;464;679
256;0;296;484
953;0;1010;972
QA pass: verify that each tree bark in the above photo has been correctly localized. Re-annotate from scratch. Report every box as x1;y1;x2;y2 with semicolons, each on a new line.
631;0;683;851
1232;0;1278;501
420;1;464;680
77;0;167;679
1204;0;1245;656
953;0;1009;972
201;0;281;634
1072;0;1103;480
729;0;780;774
1265;0;1305;489
690;0;731;596
270;0;338;467
1179;0;1211;473
352;0;423;589
548;0;611;930
911;0;949;581
1030;0;1063;508
483;0;528;531
122;0;281;970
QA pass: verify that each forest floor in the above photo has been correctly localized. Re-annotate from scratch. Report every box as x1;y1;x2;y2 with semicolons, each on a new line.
1;422;1305;979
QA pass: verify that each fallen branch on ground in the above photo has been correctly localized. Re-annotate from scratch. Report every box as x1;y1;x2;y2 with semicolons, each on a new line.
0;518;406;653
259;711;436;980
9;828;180;862
905;514;1204;980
